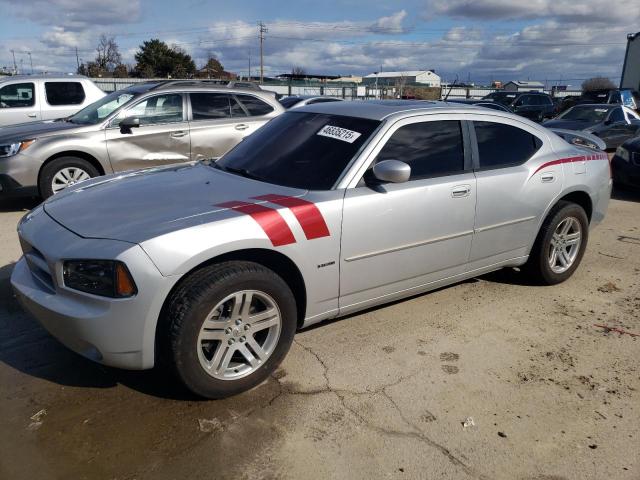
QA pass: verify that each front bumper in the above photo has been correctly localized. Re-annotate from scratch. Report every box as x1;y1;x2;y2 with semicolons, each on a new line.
0;152;40;196
10;207;176;369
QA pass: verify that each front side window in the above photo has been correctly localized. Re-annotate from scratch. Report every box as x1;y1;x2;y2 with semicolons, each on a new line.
191;93;231;120
125;94;183;125
376;121;465;180
235;94;274;116
474;121;542;169
216;112;380;190
45;82;85;106
0;82;35;108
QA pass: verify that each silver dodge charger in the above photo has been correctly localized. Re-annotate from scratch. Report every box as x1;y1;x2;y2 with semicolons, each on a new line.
11;101;612;398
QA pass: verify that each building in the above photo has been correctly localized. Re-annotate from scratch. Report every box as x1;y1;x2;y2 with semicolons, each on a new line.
621;31;640;90
362;70;441;87
328;75;363;84
503;81;545;92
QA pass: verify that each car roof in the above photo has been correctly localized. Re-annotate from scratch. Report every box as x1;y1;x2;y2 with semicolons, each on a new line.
569;103;617;109
0;74;91;83
296;100;491;121
116;81;279;101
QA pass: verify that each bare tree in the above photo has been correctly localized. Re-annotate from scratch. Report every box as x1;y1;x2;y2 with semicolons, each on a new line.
395;74;408;98
291;66;306;76
95;35;122;72
581;77;616;92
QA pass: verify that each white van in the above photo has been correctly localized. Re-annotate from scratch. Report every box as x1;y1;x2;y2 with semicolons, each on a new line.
0;75;105;127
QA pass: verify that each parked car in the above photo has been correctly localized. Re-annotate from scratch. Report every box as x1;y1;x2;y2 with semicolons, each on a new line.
11;101;611;398
0;75;105;127
543;104;640;150
612;138;640;189
482;91;555;122
447;98;513;113
559;89;640;113
279;95;343;109
0;81;283;198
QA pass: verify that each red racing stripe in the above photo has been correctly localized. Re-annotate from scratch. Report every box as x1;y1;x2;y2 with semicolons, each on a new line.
216;201;296;247
254;194;331;240
531;154;608;176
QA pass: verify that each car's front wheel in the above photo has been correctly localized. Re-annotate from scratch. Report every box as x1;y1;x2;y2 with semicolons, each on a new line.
160;261;297;399
39;156;100;198
525;201;589;285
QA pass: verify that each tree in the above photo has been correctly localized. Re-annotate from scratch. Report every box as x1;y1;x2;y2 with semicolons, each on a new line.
582;77;616;92
291;66;306;76
198;56;225;78
95;35;122;72
134;39;196;78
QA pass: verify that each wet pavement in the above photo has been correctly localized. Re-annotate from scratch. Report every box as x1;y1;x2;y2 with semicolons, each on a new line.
1;191;639;480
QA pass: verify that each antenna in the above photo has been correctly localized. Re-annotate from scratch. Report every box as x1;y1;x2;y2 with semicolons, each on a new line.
444;74;458;101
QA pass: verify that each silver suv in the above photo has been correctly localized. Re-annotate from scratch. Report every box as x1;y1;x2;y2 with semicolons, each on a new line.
0;81;283;198
0;74;105;126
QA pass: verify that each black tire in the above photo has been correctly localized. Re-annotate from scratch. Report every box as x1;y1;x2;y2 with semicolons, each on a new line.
39;156;100;199
159;261;297;399
524;201;589;285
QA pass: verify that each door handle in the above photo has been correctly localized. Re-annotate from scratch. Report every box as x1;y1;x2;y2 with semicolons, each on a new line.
170;131;187;138
541;172;555;183
235;123;249;131
27;113;37;118
451;185;471;198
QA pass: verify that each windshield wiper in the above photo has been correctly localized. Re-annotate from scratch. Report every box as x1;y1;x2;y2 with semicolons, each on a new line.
212;163;264;182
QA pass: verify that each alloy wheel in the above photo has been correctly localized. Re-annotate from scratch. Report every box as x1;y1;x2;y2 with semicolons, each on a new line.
51;167;91;194
548;216;582;274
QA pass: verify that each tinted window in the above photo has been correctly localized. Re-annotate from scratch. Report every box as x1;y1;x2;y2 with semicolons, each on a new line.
516;95;532;106
376;121;464;180
279;96;302;108
45;82;85;106
125;94;183;125
235;94;274;116
191;93;230;119
217;112;380;190
0;82;35;108
474;121;542;169
308;98;341;104
608;108;625;123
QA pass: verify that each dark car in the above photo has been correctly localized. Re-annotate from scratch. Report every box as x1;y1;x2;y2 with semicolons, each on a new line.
559;89;639;113
612;138;640;189
447;98;513;113
482;91;555;122
543;104;640;150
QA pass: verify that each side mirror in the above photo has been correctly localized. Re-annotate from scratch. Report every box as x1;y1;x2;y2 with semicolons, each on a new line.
372;160;411;184
119;116;140;132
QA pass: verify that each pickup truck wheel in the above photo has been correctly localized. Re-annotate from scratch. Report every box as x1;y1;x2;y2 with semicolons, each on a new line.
39;157;99;198
161;261;297;399
525;201;589;285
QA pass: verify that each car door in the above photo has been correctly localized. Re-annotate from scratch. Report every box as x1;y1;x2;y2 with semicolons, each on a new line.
41;81;86;120
0;81;40;126
599;107;630;149
513;95;538;120
467;117;561;270
104;93;191;172
189;92;275;161
339;116;477;314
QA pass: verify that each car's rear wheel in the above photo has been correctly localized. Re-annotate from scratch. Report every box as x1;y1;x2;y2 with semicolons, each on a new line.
525;201;589;285
39;156;100;198
160;261;297;399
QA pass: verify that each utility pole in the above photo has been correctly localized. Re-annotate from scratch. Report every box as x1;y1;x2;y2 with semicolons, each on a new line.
258;21;267;84
75;47;80;71
11;50;17;75
28;52;33;74
248;49;251;80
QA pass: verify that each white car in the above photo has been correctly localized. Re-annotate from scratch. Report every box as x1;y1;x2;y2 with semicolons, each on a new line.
0;75;105;127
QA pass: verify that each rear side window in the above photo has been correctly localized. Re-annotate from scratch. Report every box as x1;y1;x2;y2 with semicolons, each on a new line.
191;93;231;119
45;82;85;106
235;95;274;116
0;82;35;108
376;121;465;180
474;121;542;169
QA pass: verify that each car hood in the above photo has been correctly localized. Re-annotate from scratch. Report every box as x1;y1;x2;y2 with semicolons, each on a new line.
43;162;308;244
0;119;84;143
542;119;598;131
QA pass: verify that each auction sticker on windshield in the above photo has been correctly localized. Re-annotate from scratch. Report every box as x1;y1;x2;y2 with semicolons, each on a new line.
317;125;362;143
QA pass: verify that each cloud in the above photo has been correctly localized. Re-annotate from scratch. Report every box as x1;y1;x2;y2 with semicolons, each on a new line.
373;10;408;34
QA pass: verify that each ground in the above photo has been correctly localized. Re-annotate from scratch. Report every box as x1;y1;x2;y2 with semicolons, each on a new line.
0;190;638;480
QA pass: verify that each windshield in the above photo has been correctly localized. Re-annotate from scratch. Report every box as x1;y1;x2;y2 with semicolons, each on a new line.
559;105;611;122
216;112;380;190
279;97;303;109
484;92;518;105
68;90;136;125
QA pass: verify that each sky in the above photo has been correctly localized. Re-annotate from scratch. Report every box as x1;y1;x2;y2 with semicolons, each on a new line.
0;0;638;87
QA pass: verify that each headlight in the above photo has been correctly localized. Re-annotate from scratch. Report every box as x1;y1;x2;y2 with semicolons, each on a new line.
63;260;137;298
615;146;630;162
0;139;36;158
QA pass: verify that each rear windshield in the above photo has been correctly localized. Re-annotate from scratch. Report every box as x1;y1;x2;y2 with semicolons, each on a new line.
279;97;302;108
216;112;380;190
559;105;611;122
